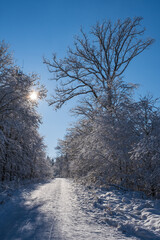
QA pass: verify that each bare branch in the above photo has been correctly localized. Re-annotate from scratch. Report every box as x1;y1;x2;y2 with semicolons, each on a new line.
44;17;154;110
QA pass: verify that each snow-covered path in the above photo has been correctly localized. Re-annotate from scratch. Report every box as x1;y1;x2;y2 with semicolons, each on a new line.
0;178;137;240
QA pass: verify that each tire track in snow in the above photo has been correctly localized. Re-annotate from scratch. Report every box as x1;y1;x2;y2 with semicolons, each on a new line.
0;178;137;240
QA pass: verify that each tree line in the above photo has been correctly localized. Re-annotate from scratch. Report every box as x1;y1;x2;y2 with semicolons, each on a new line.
45;17;160;197
0;41;52;181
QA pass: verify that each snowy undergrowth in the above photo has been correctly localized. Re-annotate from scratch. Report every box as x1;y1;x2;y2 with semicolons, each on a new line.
75;182;160;240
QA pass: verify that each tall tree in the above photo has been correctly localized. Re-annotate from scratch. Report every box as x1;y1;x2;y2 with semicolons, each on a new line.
44;17;153;111
0;41;52;181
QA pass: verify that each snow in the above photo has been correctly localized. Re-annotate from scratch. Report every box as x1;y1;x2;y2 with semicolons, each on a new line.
0;178;159;240
81;184;160;240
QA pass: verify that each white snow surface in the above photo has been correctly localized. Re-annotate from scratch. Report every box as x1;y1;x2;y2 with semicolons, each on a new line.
88;185;160;240
0;178;159;240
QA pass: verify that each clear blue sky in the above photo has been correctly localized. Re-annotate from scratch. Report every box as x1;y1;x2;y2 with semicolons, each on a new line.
1;0;160;158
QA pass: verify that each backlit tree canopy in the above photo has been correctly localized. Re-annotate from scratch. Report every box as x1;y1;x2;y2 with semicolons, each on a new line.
0;41;52;181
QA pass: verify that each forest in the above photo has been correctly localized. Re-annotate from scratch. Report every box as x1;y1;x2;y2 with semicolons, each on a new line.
0;17;160;198
47;17;160;197
0;41;52;182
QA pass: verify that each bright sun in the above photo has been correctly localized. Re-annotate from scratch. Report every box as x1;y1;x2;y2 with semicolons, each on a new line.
29;91;38;101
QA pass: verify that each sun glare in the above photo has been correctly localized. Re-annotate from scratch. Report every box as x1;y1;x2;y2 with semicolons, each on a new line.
29;91;38;101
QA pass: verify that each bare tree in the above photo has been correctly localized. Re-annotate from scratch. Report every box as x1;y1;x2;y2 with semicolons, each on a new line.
44;17;154;110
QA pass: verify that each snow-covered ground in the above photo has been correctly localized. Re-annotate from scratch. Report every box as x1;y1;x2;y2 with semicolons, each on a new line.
76;183;160;240
0;178;159;240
